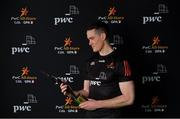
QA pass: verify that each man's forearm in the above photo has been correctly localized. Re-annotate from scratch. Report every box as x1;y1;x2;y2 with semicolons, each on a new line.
96;94;134;109
74;80;90;98
74;89;89;98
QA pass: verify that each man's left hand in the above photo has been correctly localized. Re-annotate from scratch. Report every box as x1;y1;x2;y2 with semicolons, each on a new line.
79;99;100;110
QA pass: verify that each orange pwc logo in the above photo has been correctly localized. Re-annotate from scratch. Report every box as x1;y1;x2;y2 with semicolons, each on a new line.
65;97;73;105
152;96;159;105
20;7;29;17
21;67;29;76
64;37;72;47
152;36;160;46
108;7;116;17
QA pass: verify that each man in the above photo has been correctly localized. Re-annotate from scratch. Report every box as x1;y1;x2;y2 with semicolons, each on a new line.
60;21;135;117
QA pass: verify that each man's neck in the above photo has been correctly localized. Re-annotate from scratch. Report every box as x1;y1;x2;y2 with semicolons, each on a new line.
99;41;113;56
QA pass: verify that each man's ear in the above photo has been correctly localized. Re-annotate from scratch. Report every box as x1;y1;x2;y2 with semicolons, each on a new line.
101;33;106;41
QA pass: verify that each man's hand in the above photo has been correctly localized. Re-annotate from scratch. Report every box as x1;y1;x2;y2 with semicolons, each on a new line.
60;83;68;95
79;99;100;110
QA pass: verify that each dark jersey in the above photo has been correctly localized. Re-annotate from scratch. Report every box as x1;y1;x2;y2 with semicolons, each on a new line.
85;50;132;117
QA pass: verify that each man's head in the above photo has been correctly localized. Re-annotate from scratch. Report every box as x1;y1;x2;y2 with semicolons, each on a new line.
86;21;110;52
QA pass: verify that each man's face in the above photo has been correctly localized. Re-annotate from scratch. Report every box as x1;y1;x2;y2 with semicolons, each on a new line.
86;29;104;52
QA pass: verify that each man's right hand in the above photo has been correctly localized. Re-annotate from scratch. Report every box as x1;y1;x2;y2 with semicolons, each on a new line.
60;83;68;95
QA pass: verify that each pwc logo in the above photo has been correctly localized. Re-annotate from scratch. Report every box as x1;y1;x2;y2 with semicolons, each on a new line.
151;96;159;106
108;7;117;17
13;94;37;113
64;37;72;47
151;36;168;51
21;67;29;76
90;80;101;86
98;6;125;24
11;47;30;55
142;63;168;84
54;5;79;25
11;35;36;55
152;36;160;47
143;4;168;24
151;96;167;112
54;16;73;25
141;96;167;112
63;97;79;113
11;7;37;25
20;7;28;17
20;66;37;80
54;36;80;55
65;97;73;105
142;76;161;84
12;66;37;84
141;35;168;54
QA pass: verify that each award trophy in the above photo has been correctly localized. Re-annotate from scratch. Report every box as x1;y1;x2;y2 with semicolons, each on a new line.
41;71;87;105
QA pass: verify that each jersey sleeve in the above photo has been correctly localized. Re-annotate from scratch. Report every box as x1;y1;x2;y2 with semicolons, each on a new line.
116;60;132;82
